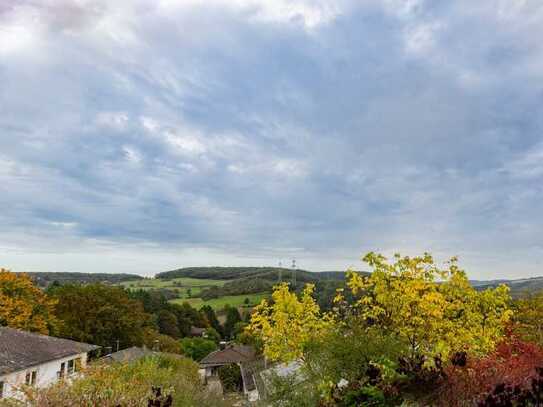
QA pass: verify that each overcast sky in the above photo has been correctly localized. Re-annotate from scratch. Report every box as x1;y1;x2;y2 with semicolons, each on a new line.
1;0;543;278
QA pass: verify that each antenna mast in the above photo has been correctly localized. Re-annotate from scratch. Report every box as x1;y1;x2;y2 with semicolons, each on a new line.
292;259;297;288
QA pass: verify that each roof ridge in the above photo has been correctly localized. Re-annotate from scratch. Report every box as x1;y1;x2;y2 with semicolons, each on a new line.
0;327;98;348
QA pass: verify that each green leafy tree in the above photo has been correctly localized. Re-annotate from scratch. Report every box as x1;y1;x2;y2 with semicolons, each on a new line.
51;283;152;348
204;327;221;343
513;292;543;346
143;328;183;354
171;302;207;337
179;337;217;361
157;309;181;338
224;306;242;340
201;305;223;337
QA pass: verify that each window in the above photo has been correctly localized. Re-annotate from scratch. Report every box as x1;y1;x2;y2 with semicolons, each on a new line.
0;380;4;399
25;370;37;386
66;358;82;375
58;362;66;379
67;359;74;375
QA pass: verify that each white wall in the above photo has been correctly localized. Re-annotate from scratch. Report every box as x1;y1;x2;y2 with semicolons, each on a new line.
0;352;88;400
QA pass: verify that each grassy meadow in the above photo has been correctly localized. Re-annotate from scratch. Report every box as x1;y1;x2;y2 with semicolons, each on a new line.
119;277;268;310
171;292;270;309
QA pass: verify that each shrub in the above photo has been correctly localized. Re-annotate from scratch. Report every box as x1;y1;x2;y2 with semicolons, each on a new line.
11;355;229;407
179;337;217;361
437;334;543;406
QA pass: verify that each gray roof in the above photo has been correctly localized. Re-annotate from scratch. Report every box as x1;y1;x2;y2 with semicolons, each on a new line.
0;327;99;375
190;326;206;336
103;346;154;363
200;345;256;366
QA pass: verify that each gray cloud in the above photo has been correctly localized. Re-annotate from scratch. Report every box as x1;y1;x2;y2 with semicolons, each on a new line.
1;0;543;277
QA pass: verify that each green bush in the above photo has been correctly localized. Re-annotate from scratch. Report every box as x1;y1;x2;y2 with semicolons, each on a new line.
179;337;217;361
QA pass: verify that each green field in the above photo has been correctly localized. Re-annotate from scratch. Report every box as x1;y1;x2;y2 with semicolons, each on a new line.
120;277;226;300
169;292;270;310
120;277;225;289
120;277;270;310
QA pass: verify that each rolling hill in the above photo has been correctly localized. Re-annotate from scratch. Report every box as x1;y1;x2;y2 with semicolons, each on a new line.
472;276;543;298
22;272;143;288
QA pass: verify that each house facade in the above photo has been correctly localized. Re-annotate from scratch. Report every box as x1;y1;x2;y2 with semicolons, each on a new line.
0;327;99;400
199;344;260;401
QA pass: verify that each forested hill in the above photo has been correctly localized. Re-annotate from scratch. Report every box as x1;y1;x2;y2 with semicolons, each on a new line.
155;266;352;282
22;272;143;288
472;276;543;298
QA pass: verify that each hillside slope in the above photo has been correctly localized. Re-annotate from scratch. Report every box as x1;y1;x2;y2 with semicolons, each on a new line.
22;272;143;288
474;276;543;297
156;266;354;282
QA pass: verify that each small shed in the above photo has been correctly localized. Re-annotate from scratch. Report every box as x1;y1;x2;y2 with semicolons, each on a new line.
199;345;258;398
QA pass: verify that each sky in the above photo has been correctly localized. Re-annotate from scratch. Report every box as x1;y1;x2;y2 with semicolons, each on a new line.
1;0;543;279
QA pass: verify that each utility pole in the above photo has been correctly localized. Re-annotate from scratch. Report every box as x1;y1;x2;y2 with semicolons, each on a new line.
116;339;120;352
292;259;297;288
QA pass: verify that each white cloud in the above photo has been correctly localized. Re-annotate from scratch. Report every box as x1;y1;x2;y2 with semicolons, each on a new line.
158;0;343;30
2;0;543;278
0;23;35;55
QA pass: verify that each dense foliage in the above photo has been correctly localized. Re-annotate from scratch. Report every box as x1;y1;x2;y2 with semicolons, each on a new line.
49;283;153;349
345;253;511;361
200;278;274;300
438;333;543;405
248;252;518;406
6;253;543;405
249;282;333;362
5;355;228;407
0;269;59;334
25;272;143;288
179;337;217;361
128;289;207;337
156;266;349;284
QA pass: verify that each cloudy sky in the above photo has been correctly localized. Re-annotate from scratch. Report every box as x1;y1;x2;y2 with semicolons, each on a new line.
1;0;543;278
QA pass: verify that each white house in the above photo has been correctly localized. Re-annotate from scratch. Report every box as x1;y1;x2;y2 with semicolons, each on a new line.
0;327;99;400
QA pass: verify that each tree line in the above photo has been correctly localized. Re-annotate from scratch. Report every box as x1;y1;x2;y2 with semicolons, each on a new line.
246;252;543;406
0;269;247;361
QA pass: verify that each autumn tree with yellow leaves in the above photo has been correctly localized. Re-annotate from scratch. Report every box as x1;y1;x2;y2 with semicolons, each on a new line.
345;252;512;363
247;282;334;362
249;253;512;367
0;268;59;334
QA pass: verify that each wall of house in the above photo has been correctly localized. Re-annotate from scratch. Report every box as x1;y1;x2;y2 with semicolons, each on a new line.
0;352;89;400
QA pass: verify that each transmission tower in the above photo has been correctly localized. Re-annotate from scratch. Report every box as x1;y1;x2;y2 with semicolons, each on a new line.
291;259;297;288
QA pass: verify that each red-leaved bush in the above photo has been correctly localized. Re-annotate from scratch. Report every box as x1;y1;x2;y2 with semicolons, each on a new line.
437;333;543;406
